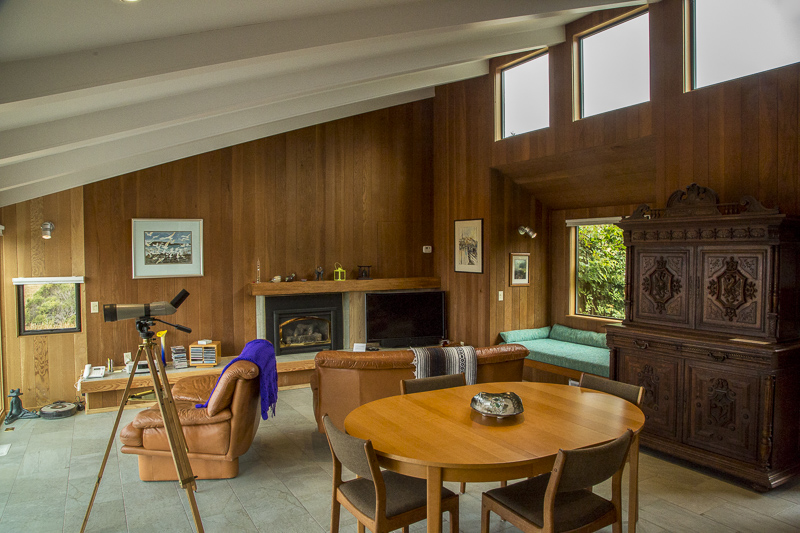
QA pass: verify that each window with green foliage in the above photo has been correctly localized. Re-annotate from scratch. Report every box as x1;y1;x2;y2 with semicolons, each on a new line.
575;224;625;319
16;280;82;335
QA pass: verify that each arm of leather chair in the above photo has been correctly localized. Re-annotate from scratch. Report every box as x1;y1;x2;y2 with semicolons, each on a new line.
132;400;232;429
206;361;259;416
171;374;219;402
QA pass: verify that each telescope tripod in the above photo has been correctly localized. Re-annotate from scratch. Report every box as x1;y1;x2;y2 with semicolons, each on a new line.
81;321;204;532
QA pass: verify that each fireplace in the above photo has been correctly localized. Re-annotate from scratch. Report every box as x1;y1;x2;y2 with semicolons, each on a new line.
263;294;343;356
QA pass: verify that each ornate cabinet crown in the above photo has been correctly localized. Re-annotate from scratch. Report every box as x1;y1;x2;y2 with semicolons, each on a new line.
618;183;800;342
608;184;800;491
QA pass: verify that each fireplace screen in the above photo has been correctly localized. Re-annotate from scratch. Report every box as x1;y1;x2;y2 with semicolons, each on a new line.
279;316;331;349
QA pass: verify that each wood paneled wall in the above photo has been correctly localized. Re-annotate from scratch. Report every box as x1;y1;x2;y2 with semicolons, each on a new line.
491;7;653;186
433;79;495;347
651;0;800;212
0;189;87;409
83;101;434;372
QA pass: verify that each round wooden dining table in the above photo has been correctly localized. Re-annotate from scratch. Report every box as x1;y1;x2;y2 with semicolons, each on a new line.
344;381;645;533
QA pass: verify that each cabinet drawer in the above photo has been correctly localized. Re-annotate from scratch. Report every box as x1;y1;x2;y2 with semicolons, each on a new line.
618;349;681;441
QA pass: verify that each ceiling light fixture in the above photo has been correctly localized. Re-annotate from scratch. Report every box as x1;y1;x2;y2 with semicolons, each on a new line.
518;226;537;239
41;222;54;239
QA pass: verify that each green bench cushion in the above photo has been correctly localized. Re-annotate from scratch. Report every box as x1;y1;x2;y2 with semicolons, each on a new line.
516;339;610;378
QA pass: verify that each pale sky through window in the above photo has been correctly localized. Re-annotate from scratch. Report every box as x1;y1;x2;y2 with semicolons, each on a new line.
581;12;650;118
502;52;549;137
694;0;800;88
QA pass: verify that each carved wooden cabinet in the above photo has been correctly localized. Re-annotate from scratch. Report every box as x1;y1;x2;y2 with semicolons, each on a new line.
608;185;800;490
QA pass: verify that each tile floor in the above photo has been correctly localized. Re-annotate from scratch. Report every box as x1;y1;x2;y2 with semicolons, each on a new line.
0;386;799;532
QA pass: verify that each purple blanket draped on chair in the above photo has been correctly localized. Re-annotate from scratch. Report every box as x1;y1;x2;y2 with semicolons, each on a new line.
195;339;278;420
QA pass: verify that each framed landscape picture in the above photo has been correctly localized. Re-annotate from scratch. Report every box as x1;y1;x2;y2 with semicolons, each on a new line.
454;219;483;273
510;252;530;286
132;219;204;279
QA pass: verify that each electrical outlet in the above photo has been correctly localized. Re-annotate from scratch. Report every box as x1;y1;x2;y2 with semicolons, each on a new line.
90;301;99;313
498;291;504;301
423;246;432;253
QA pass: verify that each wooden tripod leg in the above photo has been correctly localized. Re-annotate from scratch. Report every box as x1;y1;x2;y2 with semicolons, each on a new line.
81;345;145;533
143;344;204;533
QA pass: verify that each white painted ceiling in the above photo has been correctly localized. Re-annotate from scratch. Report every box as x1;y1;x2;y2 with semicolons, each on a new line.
0;0;651;207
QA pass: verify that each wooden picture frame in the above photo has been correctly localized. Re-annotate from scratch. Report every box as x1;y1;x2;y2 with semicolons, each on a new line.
132;218;204;279
454;219;483;273
510;252;530;286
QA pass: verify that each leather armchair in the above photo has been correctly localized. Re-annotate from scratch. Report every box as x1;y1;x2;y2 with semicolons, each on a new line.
120;360;261;480
311;344;528;432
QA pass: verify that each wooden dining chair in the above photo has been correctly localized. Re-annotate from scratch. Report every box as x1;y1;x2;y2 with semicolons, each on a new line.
579;372;644;531
481;429;634;533
399;373;466;394
322;414;460;533
579;373;644;406
400;373;472;494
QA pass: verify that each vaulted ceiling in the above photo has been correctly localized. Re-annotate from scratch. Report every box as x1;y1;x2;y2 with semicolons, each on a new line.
0;0;650;207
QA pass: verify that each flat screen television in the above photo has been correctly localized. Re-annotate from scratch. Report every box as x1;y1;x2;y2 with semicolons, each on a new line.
365;291;446;348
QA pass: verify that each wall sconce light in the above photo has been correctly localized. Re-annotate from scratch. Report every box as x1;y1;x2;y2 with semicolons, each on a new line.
518;226;537;239
41;222;54;239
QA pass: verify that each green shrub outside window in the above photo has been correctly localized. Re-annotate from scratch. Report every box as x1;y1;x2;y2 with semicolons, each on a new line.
17;282;81;335
575;224;625;319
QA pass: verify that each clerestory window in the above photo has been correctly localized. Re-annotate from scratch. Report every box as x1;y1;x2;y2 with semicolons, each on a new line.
500;51;550;138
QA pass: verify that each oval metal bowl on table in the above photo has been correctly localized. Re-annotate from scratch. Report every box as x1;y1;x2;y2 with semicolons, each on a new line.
470;391;524;418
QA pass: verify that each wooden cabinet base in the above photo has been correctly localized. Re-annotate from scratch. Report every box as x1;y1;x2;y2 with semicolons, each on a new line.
641;433;800;492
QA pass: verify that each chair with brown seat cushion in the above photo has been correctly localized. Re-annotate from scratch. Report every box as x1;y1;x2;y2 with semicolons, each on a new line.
481;429;634;533
400;373;466;395
579;373;644;406
120;360;261;481
579;372;644;529
323;414;459;533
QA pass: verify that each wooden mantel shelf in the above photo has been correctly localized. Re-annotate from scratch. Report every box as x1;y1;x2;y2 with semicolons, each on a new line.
247;277;440;296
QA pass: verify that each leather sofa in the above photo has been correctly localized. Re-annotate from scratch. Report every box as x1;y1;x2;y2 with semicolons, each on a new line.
120;360;260;481
311;344;528;432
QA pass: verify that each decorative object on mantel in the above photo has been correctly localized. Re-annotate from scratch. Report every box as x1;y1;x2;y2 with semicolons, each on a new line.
285;273;296;282
357;265;372;280
334;262;346;281
454;218;483;273
315;266;324;281
271;275;282;283
131;218;204;279
256;259;261;283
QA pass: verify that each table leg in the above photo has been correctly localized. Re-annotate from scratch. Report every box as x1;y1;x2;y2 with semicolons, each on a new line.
426;466;443;533
628;432;640;533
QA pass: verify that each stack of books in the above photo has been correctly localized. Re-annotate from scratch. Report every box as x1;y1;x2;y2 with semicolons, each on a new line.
171;346;187;369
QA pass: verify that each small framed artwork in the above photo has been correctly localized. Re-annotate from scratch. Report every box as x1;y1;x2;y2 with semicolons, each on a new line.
510;252;530;286
132;219;204;279
454;218;483;273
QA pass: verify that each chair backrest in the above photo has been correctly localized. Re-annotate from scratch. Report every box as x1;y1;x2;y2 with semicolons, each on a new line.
580;373;644;406
400;373;466;395
552;429;634;493
322;414;378;481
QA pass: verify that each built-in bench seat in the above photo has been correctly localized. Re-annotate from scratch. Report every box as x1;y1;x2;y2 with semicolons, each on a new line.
499;324;610;382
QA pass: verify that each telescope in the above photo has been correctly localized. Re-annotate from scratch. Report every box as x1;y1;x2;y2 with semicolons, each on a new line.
104;289;190;323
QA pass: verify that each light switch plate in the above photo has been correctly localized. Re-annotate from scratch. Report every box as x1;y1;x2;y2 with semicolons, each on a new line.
90;301;99;313
498;291;504;301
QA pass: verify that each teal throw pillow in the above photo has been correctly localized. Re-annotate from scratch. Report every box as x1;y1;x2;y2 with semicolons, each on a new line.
549;324;607;349
500;326;551;343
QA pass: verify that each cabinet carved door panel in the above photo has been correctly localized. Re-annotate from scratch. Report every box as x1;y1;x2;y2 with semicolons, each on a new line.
633;249;693;328
684;362;760;462
618;349;681;440
698;248;768;337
